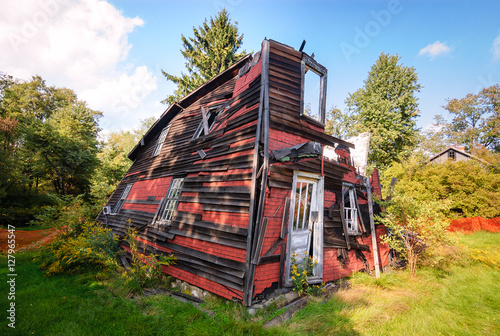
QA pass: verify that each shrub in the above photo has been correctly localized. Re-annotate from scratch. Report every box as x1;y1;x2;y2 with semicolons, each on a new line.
121;228;176;292
377;192;453;276
382;159;500;219
29;194;102;229
38;221;118;275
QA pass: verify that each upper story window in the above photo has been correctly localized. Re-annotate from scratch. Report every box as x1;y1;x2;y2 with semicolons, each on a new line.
112;183;133;214
151;125;171;157
300;54;327;124
193;105;222;139
153;177;184;225
448;150;456;160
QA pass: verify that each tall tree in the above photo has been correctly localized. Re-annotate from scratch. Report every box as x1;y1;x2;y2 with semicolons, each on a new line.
442;84;500;152
324;107;356;140
0;75;101;196
162;9;245;104
346;53;422;171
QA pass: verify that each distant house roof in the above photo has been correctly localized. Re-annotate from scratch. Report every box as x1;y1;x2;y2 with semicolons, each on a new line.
429;146;490;165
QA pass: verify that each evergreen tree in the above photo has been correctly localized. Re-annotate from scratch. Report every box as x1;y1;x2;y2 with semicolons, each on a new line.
162;9;245;104
346;53;421;171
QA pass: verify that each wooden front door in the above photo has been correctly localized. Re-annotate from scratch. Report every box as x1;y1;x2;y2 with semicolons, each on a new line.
285;171;324;285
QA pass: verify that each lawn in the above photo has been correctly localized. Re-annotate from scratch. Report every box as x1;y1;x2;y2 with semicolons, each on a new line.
1;231;498;335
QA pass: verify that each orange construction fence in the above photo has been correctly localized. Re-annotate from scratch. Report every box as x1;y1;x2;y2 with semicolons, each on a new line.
448;216;500;234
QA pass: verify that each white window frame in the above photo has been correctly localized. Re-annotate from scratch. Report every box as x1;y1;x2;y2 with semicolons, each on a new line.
300;54;327;125
343;184;361;235
112;183;133;214
153;178;184;226
192;105;223;139
151;125;171;157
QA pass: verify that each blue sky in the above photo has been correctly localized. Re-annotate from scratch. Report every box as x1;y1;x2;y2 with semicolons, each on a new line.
1;0;499;134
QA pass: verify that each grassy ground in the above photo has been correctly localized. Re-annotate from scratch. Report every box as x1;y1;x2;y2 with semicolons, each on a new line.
1;232;498;335
277;231;500;335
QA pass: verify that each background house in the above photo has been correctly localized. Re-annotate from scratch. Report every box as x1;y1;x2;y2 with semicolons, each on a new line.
429;145;490;165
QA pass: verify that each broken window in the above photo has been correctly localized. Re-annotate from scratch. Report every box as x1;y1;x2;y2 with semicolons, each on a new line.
301;55;327;124
112;183;133;214
343;185;361;235
193;105;222;139
151;125;171;157
154;178;184;225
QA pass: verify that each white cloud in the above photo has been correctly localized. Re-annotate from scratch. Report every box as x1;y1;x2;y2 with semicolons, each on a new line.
418;41;451;60
492;32;500;61
0;0;158;131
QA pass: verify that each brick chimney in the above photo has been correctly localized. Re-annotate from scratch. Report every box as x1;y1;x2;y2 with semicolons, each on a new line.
457;145;466;152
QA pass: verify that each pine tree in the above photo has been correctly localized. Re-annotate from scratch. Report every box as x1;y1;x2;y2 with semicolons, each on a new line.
162;9;245;104
346;53;421;171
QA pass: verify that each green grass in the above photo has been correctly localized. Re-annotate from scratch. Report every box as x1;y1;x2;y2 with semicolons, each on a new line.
0;252;274;336
273;231;500;335
1;232;498;335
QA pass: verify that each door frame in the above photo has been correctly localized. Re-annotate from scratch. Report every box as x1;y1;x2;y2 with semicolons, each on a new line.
285;171;324;286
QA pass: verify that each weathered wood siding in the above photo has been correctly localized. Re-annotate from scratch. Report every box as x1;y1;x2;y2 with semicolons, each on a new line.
98;54;263;300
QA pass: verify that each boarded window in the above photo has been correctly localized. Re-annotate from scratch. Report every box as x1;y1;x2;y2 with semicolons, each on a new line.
193;105;222;139
151;125;171;157
112;183;133;214
154;178;184;225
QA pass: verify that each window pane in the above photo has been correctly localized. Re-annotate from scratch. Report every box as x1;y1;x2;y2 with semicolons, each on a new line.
158;178;184;224
113;183;132;213
293;181;314;230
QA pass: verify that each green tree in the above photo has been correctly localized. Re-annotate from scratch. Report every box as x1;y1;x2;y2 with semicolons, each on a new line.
415;115;453;157
162;9;245;104
346;53;422;171
324;107;356;139
442;84;500;152
91;117;156;199
0;75;101;196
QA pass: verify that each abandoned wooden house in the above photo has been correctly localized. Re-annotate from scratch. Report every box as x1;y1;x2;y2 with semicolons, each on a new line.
97;39;390;305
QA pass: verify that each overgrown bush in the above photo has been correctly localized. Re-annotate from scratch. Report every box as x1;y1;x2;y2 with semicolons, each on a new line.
382;158;500;219
38;221;118;275
377;192;453;276
121;228;176;292
29;194;102;229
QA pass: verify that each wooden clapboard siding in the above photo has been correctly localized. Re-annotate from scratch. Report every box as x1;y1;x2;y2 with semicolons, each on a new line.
97;39;389;303
96;51;263;299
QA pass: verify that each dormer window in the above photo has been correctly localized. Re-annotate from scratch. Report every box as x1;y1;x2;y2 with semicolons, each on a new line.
193;105;222;139
300;54;327;124
151;125;171;157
